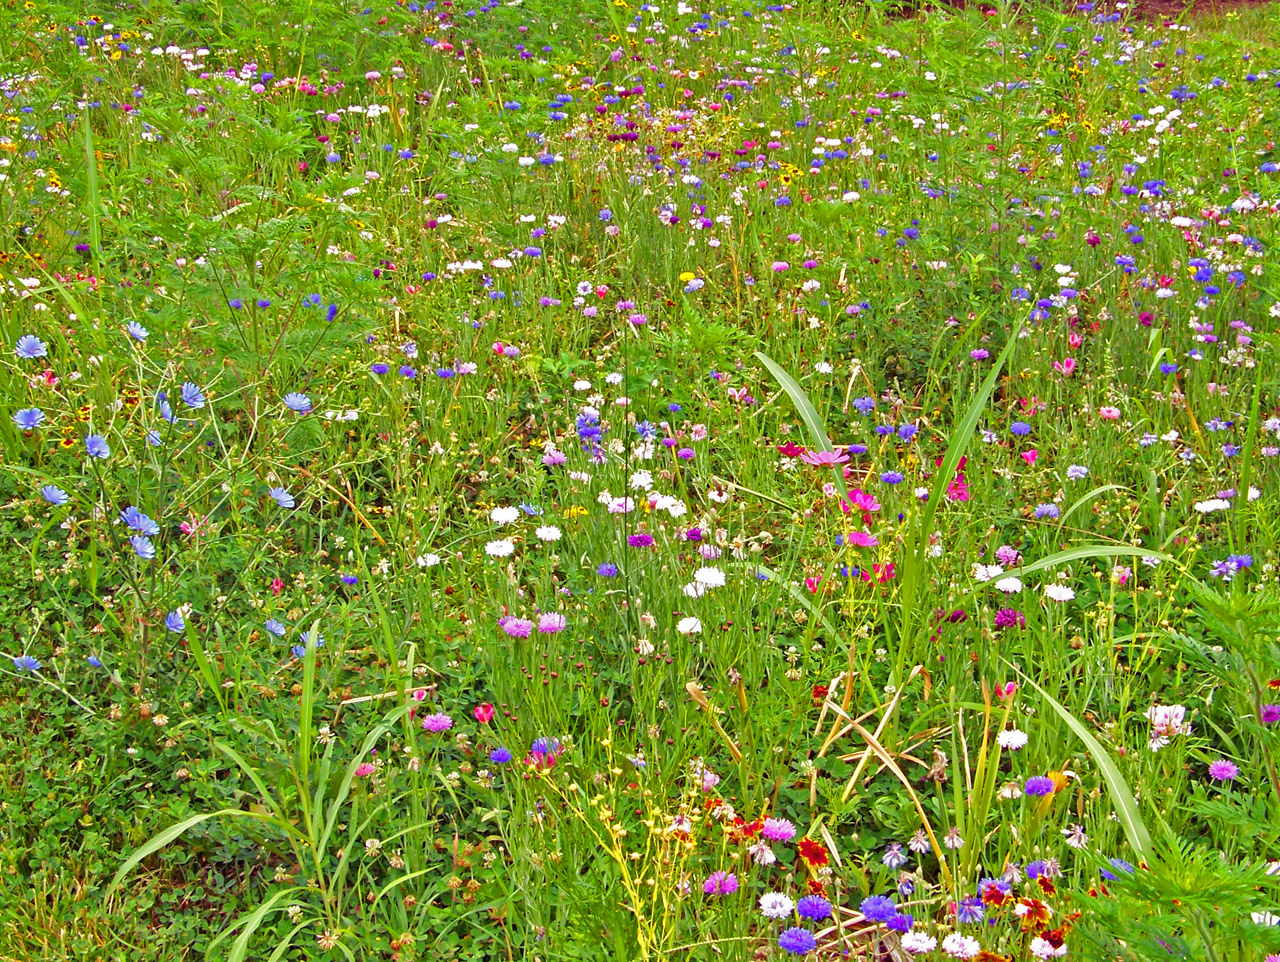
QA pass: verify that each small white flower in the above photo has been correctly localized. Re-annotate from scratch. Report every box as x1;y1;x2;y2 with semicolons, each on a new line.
941;933;981;959
628;470;653;491
535;525;562;542
415;553;441;567
490;505;520;525
484;539;515;558
901;933;938;954
972;563;1004;582
676;617;702;635
1194;498;1231;514
573;379;592;391
1029;936;1067;959
1043;584;1075;602
993;577;1023;594
998;729;1028;750
758;891;793;918
605;371;623;385
814;361;833;374
693;566;726;589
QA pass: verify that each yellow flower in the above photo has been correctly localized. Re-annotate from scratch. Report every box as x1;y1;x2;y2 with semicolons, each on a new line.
678;272;695;283
564;505;588;519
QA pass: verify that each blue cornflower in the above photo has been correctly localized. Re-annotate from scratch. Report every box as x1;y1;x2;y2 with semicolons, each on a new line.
576;412;602;442
597;562;619;577
796;896;831;921
181;382;206;409
269;487;296;509
897;424;918;441
778;928;817;955
370;363;390;375
290;631;325;659
1034;503;1060;520
15;334;47;359
147;430;162;447
13;408;45;431
851;396;876;415
229;298;244;309
41;485;69;506
87;655;103;668
882;842;908;869
1101;857;1135;881
130;535;156;560
636;420;657;440
859;895;898;923
1024;775;1056;796
340;574;359;585
1222;443;1241;458
887;913;913;932
956;895;985;925
120;506;160;537
264;619;287;637
304;293;323;307
283;392;312;413
85;434;111;459
399;149;414;159
1011;421;1032;436
12;654;41;672
1228;553;1253;570
399;365;417;378
519;502;544;516
165;610;186;633
880;471;905;485
126;321;149;341
490;747;513;764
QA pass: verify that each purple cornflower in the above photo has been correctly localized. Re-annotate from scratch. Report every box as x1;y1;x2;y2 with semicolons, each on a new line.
860;895;898;923
994;609;1025;629
597;562;619;577
761;817;796;842
796;896;831;921
628;533;654;548
778;928;816;955
490;747;513;764
1263;705;1280;724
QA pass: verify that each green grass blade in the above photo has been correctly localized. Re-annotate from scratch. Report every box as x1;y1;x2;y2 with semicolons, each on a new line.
1012;667;1153;862
107;810;259;895
755;350;848;499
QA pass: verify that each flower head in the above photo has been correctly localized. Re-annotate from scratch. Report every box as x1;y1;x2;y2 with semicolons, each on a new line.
13;408;45;431
15;335;48;359
269;487;296;509
85;435;111;460
778;928;817;956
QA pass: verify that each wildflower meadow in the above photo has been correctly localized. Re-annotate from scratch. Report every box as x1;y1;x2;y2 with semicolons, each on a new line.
3;0;1280;958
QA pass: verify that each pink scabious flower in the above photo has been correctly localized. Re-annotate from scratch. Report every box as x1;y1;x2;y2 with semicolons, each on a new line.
761;817;796;842
703;870;739;896
1099;406;1121;420
800;448;849;467
499;616;534;638
542;449;567;467
422;713;453;732
538;612;567;633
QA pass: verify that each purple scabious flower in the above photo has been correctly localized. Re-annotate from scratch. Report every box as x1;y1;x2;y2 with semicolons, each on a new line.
1010;421;1032;436
1033;503;1060;520
1024;775;1056;796
422;713;453;732
796;896;831;921
860;895;898;923
778;927;816;955
703;870;738;896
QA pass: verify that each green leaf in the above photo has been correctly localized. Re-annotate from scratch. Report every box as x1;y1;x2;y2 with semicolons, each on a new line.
755;350;847;499
1012;668;1153;863
107;810;270;896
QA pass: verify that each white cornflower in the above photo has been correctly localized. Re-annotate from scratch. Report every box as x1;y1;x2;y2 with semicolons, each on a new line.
693;566;726;589
994;577;1023;594
973;563;1004;582
676;617;702;635
758;892;793;918
941;933;981;958
997;729;1028;750
490;505;520;525
1043;584;1076;602
535;526;561;542
484;539;514;558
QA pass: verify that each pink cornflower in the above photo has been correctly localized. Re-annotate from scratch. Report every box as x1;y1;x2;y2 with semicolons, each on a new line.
538;612;567;633
499;616;534;638
422;713;453;733
703;871;739;896
761;817;796;842
1208;759;1238;781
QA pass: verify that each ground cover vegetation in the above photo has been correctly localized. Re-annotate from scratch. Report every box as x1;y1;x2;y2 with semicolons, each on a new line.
3;0;1280;958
